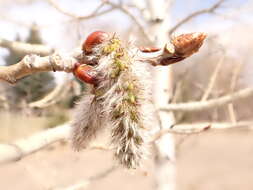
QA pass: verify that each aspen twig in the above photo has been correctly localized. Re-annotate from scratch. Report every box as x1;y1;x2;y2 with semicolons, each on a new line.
169;0;225;35
160;88;253;112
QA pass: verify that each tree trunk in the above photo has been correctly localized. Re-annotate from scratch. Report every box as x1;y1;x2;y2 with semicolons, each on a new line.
146;0;176;190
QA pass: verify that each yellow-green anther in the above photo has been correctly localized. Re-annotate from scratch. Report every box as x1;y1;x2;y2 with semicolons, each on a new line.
130;111;138;122
128;93;136;104
128;83;134;90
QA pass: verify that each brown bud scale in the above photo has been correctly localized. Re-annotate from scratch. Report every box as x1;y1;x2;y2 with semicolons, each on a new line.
171;32;207;57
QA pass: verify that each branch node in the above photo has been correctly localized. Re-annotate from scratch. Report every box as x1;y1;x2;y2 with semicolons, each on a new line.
23;54;37;68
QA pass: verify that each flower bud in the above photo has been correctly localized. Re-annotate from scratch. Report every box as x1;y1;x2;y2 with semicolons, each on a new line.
82;31;109;54
73;63;97;84
172;32;207;57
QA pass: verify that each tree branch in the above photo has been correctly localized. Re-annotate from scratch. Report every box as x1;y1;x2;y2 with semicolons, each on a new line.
52;165;117;190
1;119;252;165
169;0;225;35
151;125;211;142
160;87;253;112
201;56;224;101
47;0;115;20
227;62;242;123
173;121;253;130
0;52;77;84
28;78;73;108
104;0;153;43
0;123;71;164
139;32;206;66
0;38;53;56
0;32;206;84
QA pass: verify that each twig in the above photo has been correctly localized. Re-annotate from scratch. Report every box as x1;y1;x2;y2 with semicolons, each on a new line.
0;123;71;164
0;53;77;84
201;56;224;101
0;123;113;165
169;0;225;35
0;33;205;84
139;32;206;66
172;121;253;129
227;62;243;123
151;125;210;142
1;119;252;165
28;77;72;108
160;88;253;112
0;38;53;56
52;165;117;190
104;0;153;43
47;0;115;20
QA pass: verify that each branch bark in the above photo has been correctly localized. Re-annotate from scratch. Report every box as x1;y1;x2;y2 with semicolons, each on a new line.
104;0;153;43
0;123;71;164
160;87;253;112
0;53;77;84
1;119;252;165
145;0;177;189
169;0;225;35
28;78;73;108
52;165;117;190
0;38;53;56
0;34;205;84
201;56;224;101
47;0;115;20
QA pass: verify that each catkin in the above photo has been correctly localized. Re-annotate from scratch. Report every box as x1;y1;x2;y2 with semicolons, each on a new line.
71;36;154;168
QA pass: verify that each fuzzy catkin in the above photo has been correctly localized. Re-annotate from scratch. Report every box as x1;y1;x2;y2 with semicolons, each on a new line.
71;89;105;150
71;37;154;169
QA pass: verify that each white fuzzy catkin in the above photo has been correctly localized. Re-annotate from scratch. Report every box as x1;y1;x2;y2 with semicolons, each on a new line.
71;37;154;169
71;90;105;150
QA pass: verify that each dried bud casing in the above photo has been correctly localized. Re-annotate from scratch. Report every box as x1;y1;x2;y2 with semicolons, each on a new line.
171;32;207;57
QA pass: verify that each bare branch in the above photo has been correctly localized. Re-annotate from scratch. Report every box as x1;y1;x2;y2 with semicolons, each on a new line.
0;123;71;164
0;123;113;164
0;53;77;84
53;165;117;190
104;0;153;43
201;56;224;101
1;119;251;165
0;38;53;55
28;78;72;108
139;32;207;66
169;0;225;35
173;121;253;130
151;125;210;142
0;32;205;84
227;62;243;123
47;0;115;20
160;88;253;112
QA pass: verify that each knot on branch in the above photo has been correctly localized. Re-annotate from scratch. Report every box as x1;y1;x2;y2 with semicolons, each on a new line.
49;53;77;72
23;54;38;68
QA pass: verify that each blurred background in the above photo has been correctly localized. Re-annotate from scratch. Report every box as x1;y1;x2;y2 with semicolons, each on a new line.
0;0;253;190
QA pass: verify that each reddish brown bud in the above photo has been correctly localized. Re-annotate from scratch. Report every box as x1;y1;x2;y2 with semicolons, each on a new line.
171;32;207;57
73;63;97;84
82;31;109;54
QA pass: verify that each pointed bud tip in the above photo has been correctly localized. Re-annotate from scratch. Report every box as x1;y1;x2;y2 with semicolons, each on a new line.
192;32;207;42
172;32;207;57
